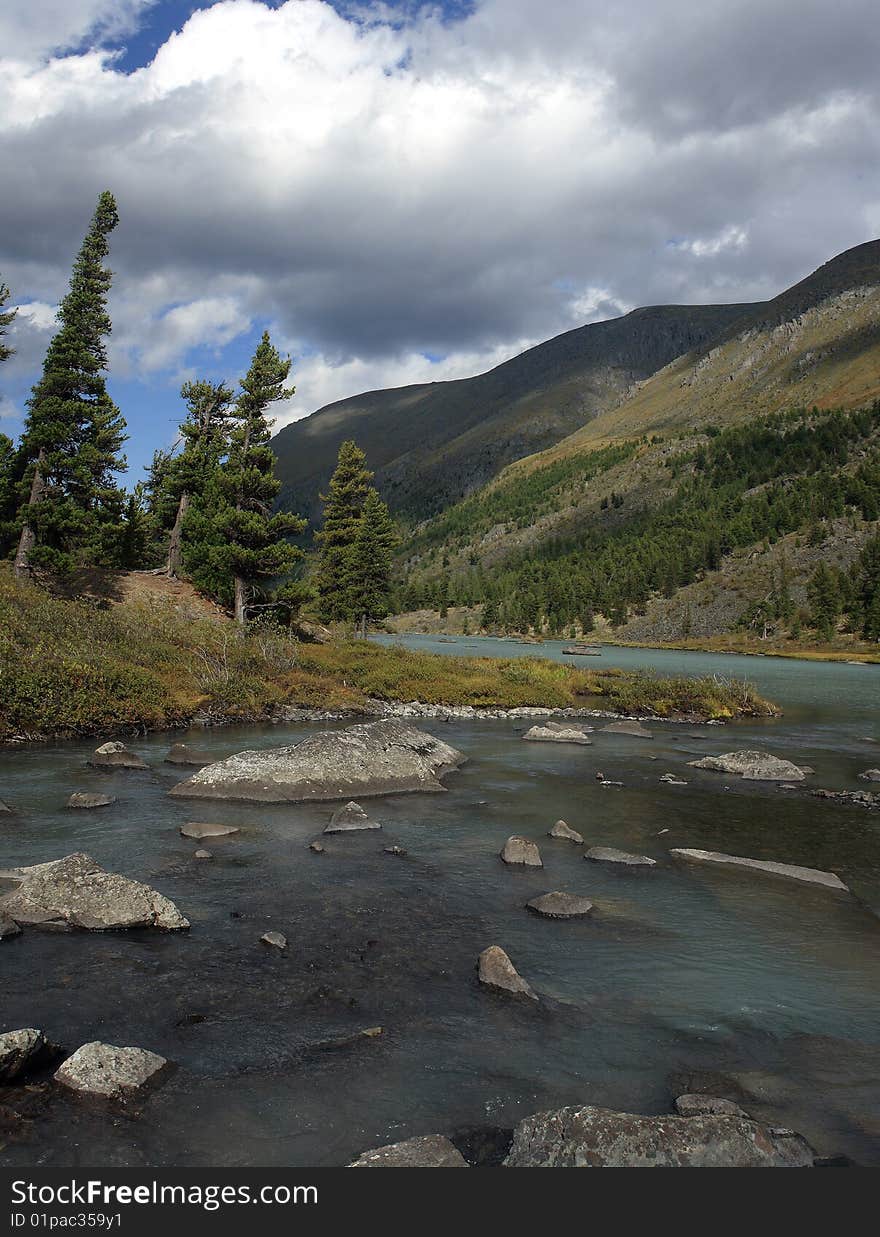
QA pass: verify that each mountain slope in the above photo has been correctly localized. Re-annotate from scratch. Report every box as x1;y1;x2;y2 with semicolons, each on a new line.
272;302;754;523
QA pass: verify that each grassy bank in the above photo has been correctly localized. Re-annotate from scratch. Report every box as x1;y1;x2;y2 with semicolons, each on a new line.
0;571;776;742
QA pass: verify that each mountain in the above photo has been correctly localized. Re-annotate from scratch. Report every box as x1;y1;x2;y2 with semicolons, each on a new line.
271;302;755;524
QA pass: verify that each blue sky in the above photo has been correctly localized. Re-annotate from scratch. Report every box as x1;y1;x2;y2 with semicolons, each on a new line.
1;0;878;483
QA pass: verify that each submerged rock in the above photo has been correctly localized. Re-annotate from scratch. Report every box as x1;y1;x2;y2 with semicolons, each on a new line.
0;798;13;813
67;792;116;810
659;774;687;786
477;945;537;999
324;801;381;833
164;744;215;766
193;849;213;861
168;719;466;803
503;1104;814;1167
500;836;543;867
585;846;656;868
812;788;878;809
526;892;594;919
0;912;22;939
859;768;880;782
384;845;407;856
55;1042;168;1099
548;820;584;843
688;750;804;781
309;842;325;854
180;822;239;840
0;1029;49;1082
600;720;653;739
0;853;189;931
670;848;849;892
675;1094;749;1119
349;1135;468;1168
523;725;592;745
88;742;149;771
260;931;287;950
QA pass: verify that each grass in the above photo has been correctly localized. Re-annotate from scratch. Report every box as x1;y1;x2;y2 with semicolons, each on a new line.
0;569;777;742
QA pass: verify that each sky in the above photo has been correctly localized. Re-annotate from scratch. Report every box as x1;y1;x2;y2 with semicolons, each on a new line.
1;0;878;481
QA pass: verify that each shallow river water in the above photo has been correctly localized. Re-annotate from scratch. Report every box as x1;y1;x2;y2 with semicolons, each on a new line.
1;637;878;1166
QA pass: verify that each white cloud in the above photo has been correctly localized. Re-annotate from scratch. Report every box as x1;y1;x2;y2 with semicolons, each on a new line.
0;0;156;61
671;225;750;260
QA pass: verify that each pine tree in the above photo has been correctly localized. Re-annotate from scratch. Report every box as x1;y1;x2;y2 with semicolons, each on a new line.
13;192;127;577
807;561;841;642
349;489;397;636
315;440;373;622
0;281;17;363
217;331;305;624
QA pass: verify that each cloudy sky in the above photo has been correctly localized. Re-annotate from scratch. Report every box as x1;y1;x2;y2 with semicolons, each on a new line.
1;0;878;477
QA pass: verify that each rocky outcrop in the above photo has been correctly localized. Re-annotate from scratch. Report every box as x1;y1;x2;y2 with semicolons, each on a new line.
812;788;879;809
88;742;149;771
477;945;537;999
688;750;804;781
585;846;656;867
670;848;849;892
600;720;653;739
67;792;116;810
164;744;214;767
0;1029;49;1082
503;1104;815;1167
324;801;381;833
349;1135;468;1167
169;719;466;803
0;853;189;931
180;822;239;840
675;1094;749;1119
526;892;594;919
523;724;592;745
55;1042;168;1098
548;820;584;843
500;836;543;867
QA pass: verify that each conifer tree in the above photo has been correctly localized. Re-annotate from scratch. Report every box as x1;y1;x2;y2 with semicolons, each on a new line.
13;192;126;577
807;561;841;642
315;440;373;622
349;489;397;636
0;281;17;363
218;331;305;624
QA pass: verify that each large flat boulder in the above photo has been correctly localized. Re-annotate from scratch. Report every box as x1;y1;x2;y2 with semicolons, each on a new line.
670;848;849;892
527;892;594;919
523;725;592;745
585;846;656;868
688;750;804;781
55;1042;168;1098
349;1135;468;1167
67;792;116;810
0;853;189;931
503;1104;815;1167
168;719;466;803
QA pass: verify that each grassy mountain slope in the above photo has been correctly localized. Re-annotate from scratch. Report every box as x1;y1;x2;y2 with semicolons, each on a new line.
272;302;754;523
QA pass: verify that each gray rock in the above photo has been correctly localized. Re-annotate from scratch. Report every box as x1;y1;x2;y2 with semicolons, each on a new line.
0;853;189;931
600;720;653;739
164;744;215;766
168;719;466;803
260;931;287;950
309;842;325;854
659;774;687;786
675;1094;749;1119
0;912;22;939
55;1042;168;1098
500;836;542;867
193;849;213;861
384;845;407;856
526;892;594;919
67;792;116;810
0;1028;48;1082
477;945;537;999
88;742;149;771
670;848;849;892
688;750;804;781
504;1104;814;1167
523;725;592;745
180;822;239;840
859;768;880;782
548;820;584;843
349;1135;468;1167
324;801;381;833
585;846;656;867
544;720;594;734
0;798;13;813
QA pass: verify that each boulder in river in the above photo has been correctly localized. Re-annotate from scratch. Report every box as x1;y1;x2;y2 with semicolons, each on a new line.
88;742;149;771
0;1028;49;1082
503;1103;814;1167
500;836;543;867
548;820;584;843
168;719;466;803
349;1135;468;1167
67;792;116;810
859;768;880;782
675;1094;749;1119
659;774;687;786
600;720;653;739
670;848;849;892
260;931;287;950
526;892;594;919
324;801;381;833
309;842;325;854
164;744;215;767
0;798;13;813
585;846;656;868
0;852;189;931
55;1042;168;1099
478;945;537;1000
688;750;804;781
180;822;239;840
0;911;22;939
523;725;592;745
193;849;213;861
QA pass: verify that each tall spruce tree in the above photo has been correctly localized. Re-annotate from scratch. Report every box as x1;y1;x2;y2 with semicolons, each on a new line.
218;331;305;624
0;281;17;363
13;191;127;577
349;489;397;636
314;440;373;622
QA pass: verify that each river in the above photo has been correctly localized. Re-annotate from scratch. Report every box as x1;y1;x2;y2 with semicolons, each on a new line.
1;639;878;1166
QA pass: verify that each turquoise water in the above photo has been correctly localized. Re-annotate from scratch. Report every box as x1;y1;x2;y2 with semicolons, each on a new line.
1;640;878;1166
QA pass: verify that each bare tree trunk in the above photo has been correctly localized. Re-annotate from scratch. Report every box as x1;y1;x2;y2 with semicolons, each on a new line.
234;576;247;625
167;491;189;578
13;449;46;579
